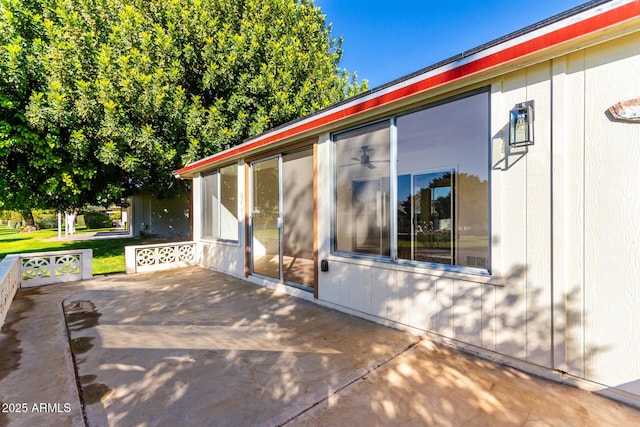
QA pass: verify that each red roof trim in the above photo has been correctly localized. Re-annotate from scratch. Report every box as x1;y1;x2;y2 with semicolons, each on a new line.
176;1;640;176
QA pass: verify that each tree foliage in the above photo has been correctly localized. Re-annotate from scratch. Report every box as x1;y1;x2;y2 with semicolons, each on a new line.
0;0;366;212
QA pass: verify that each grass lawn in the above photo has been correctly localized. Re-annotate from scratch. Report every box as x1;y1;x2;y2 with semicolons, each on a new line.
0;224;19;236
0;226;168;275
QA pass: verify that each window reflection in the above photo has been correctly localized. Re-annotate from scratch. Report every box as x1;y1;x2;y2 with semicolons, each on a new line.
335;121;390;256
396;92;489;268
332;90;490;270
202;164;239;241
220;164;238;241
398;171;453;263
202;172;218;239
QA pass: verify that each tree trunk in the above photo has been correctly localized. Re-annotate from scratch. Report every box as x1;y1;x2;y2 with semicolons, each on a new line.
66;209;77;235
20;208;38;232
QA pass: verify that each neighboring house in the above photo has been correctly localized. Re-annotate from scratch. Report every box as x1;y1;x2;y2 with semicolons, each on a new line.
175;1;640;407
129;193;191;239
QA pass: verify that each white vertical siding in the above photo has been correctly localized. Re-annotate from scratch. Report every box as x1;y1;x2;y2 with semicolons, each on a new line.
199;241;244;278
580;33;640;394
551;31;640;398
370;268;388;318
397;271;411;326
480;283;496;351
407;273;438;332
494;68;529;361
523;62;553;368
320;259;344;306
552;50;587;377
369;269;410;324
346;263;369;313
452;281;482;348
435;278;455;337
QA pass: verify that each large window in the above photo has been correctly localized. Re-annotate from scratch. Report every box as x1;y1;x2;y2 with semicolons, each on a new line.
202;163;239;241
335;121;390;256
333;90;490;270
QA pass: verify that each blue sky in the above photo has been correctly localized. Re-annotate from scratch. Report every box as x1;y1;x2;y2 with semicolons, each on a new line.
314;0;587;88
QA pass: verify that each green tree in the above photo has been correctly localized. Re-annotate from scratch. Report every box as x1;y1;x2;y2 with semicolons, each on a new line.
0;0;128;224
0;0;69;226
1;0;366;222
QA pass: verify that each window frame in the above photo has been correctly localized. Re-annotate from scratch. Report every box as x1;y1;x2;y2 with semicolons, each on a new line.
201;162;240;243
396;166;457;265
331;88;491;275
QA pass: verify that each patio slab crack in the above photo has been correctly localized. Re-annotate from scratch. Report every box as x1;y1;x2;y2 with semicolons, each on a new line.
280;337;425;426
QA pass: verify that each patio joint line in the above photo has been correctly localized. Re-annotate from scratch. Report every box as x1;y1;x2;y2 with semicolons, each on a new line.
61;298;90;427
279;336;425;426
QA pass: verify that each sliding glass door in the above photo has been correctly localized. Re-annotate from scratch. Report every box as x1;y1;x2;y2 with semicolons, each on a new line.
250;148;315;289
251;157;281;279
282;148;314;287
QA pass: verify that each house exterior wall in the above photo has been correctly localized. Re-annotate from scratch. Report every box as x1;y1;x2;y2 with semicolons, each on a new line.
552;31;640;398
131;193;191;239
190;13;640;406
316;31;640;404
315;60;555;366
194;163;246;280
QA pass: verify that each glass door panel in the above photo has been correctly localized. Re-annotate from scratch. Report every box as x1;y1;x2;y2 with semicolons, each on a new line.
251;157;281;279
282;148;315;287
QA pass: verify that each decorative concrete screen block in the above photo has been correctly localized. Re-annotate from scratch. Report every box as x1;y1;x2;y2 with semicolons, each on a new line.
19;249;93;288
0;249;92;325
0;255;20;326
125;242;196;274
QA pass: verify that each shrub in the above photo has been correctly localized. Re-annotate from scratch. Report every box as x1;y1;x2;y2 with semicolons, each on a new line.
34;213;58;229
84;211;112;229
10;211;23;224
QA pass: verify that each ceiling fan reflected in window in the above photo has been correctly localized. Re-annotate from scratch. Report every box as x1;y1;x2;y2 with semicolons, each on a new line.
350;145;376;169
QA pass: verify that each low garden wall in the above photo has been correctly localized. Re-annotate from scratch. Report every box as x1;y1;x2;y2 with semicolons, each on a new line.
0;249;93;326
0;255;20;327
125;241;196;274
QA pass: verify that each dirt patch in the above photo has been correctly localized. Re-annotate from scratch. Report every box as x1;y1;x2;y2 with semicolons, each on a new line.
82;383;113;405
63;299;112;412
70;336;95;354
79;374;97;384
64;300;102;331
0;288;39;382
0;317;23;380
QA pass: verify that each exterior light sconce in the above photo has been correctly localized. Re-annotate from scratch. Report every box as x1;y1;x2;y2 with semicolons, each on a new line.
509;101;534;147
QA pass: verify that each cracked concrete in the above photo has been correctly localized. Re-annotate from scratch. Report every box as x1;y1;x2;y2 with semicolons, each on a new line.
1;267;640;426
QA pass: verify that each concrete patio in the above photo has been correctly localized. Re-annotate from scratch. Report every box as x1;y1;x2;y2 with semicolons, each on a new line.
1;267;640;426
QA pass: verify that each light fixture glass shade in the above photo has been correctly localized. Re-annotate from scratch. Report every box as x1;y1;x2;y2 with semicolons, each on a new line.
509;102;534;147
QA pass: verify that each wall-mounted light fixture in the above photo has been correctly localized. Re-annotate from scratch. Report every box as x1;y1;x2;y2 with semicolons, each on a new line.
509;101;534;147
